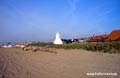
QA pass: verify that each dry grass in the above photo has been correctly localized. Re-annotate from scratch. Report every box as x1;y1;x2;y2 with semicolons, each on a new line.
23;46;57;53
27;42;120;53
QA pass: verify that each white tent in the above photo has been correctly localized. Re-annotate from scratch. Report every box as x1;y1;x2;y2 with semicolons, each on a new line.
53;32;63;45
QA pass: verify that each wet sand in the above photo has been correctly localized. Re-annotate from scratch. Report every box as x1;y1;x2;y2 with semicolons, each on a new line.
0;48;120;78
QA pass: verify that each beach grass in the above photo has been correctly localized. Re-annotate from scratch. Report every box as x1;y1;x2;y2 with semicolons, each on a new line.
27;41;120;53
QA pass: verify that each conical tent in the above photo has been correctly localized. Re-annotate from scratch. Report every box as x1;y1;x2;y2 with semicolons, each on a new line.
53;32;63;44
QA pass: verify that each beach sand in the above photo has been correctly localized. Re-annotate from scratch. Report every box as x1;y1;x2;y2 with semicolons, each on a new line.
0;48;120;78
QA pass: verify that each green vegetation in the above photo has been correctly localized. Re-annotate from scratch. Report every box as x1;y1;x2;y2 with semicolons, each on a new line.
27;42;48;47
27;42;120;53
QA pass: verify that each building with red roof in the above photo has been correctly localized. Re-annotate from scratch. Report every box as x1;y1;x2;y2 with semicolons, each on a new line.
88;35;107;42
106;30;120;42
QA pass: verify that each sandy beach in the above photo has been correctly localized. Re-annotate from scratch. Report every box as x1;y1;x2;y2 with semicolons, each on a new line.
0;48;120;78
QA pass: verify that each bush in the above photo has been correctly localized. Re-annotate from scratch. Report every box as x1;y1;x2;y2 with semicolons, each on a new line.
27;42;48;47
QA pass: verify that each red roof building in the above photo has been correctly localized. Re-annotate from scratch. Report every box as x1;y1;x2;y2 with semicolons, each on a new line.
106;30;120;41
89;35;107;42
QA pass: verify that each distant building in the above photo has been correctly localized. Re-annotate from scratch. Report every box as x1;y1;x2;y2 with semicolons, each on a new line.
62;38;90;44
62;39;73;44
2;42;13;48
73;39;79;42
88;35;107;42
78;38;90;43
106;30;120;42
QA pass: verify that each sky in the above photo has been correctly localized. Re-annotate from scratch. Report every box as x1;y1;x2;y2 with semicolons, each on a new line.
0;0;120;43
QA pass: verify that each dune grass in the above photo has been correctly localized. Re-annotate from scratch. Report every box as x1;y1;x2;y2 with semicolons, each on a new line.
27;42;120;53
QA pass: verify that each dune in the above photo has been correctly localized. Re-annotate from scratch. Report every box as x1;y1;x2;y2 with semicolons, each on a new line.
0;48;120;78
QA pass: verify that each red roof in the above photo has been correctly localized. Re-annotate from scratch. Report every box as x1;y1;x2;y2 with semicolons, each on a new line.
106;30;120;41
89;35;107;42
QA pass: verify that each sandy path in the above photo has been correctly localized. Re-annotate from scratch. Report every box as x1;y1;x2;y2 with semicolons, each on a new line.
0;48;120;78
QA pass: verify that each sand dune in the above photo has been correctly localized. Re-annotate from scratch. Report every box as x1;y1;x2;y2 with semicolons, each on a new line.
0;48;120;78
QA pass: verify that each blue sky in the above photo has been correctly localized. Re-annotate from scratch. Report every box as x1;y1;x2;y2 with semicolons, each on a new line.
0;0;120;43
